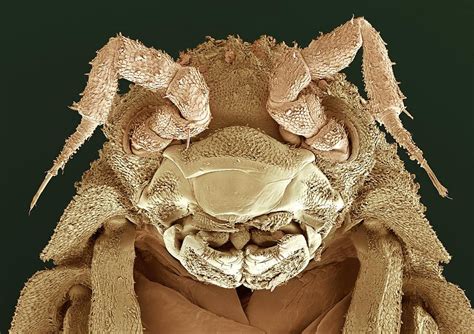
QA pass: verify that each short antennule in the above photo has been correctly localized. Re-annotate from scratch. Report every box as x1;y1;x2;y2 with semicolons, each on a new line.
377;109;449;198
30;118;98;212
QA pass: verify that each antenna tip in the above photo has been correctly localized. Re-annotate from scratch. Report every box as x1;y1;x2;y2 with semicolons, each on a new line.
29;172;54;214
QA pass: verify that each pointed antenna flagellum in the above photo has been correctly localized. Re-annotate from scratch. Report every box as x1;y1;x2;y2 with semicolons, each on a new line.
30;172;54;214
377;110;448;198
29;118;98;213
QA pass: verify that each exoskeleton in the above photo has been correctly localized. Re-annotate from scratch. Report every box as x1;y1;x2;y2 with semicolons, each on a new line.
11;17;473;333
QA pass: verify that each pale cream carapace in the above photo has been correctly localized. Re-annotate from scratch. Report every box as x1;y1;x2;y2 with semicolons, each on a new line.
11;17;473;333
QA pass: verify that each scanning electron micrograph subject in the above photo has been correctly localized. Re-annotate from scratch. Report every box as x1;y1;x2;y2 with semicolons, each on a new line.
10;17;474;333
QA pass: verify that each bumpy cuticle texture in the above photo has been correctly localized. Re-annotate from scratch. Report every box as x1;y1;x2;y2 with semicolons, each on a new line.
11;18;473;334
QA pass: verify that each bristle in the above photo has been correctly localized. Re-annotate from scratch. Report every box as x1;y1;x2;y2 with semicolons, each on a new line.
402;108;414;120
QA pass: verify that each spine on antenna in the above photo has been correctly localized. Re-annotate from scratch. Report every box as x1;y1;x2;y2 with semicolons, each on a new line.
30;118;98;212
377;111;448;198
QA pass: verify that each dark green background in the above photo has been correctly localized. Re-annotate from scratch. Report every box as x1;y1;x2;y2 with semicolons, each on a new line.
1;0;472;330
